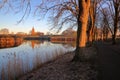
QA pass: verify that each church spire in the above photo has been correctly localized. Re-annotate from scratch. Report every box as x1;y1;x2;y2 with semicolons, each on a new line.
32;27;35;35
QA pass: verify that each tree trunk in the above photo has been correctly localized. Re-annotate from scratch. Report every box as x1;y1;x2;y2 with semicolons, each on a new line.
87;1;96;46
73;0;90;61
112;4;119;45
87;16;94;44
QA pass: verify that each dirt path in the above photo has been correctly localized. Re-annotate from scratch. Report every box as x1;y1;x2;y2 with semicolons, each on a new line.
96;41;120;80
18;47;97;80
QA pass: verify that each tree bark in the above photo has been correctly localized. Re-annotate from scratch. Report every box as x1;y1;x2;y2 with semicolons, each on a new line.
112;5;119;44
87;0;97;46
73;0;90;61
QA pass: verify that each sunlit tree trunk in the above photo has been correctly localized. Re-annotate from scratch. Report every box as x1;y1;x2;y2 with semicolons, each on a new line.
87;0;98;46
88;4;94;43
73;0;90;61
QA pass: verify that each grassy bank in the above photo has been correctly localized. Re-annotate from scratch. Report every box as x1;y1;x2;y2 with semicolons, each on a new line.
18;46;97;80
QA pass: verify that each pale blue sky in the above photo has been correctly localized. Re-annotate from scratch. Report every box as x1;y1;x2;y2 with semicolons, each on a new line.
0;0;49;34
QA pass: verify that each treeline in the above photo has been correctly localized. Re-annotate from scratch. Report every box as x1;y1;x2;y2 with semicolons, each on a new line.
0;0;119;61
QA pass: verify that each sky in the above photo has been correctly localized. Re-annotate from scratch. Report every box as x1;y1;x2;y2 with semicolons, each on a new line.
0;0;116;35
0;0;50;34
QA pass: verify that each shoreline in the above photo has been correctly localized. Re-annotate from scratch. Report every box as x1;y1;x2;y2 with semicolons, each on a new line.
18;46;97;80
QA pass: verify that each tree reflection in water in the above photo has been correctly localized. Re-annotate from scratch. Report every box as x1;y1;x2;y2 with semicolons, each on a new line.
0;40;75;80
0;38;23;49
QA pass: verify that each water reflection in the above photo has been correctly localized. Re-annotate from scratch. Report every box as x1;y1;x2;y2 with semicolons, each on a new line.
30;40;44;49
0;40;75;80
0;38;23;49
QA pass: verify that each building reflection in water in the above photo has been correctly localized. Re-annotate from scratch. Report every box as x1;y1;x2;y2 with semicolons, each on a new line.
0;40;75;80
31;40;44;49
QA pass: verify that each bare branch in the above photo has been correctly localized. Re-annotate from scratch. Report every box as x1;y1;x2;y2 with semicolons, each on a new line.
17;0;31;24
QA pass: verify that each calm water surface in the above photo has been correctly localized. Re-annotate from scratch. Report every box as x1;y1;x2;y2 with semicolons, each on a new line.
0;40;75;80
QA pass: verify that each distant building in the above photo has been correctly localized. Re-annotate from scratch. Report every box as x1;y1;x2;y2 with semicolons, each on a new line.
16;32;27;36
11;32;14;34
0;28;9;34
31;27;35;36
16;32;26;35
36;32;44;36
30;27;44;36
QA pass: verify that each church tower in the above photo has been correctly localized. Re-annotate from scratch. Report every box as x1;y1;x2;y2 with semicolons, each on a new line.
31;27;35;35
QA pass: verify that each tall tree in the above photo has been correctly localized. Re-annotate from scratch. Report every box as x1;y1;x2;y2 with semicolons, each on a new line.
21;0;90;61
87;0;98;43
0;0;90;61
99;0;120;44
99;7;114;40
112;0;120;44
73;0;90;61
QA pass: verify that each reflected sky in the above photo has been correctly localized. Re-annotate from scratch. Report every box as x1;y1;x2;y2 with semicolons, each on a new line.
0;40;75;80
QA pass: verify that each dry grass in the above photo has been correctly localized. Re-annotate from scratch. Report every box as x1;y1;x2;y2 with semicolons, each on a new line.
18;46;97;80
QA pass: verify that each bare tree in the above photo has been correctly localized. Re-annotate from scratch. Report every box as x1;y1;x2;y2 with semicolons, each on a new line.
0;0;91;61
34;0;78;33
102;16;110;40
0;0;31;23
99;7;114;40
73;0;90;61
0;28;9;34
112;0;120;44
87;0;100;44
36;0;90;61
99;0;120;44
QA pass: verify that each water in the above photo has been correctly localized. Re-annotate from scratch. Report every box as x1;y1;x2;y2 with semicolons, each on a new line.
0;40;75;80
